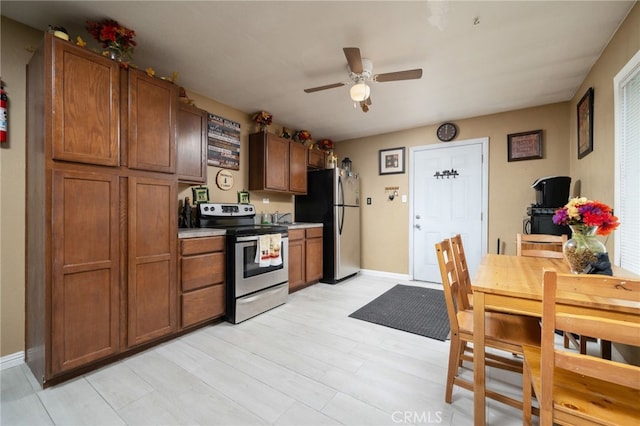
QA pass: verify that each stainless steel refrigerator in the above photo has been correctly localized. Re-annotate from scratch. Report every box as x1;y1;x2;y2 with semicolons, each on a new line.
295;168;360;283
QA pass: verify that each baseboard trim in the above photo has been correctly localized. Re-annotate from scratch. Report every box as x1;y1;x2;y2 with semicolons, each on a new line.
360;269;411;282
0;351;24;371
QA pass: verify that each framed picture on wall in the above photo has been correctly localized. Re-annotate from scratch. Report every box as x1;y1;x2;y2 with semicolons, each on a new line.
577;87;594;159
379;147;406;175
507;129;543;162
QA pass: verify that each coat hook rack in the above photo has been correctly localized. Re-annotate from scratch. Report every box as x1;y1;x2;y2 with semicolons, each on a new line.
434;169;459;179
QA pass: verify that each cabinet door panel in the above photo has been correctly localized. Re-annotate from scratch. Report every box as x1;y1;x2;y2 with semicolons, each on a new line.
52;40;120;166
177;103;207;183
128;176;177;346
306;237;324;283
51;170;120;373
288;239;305;292
265;134;289;191
289;142;308;194
127;69;177;173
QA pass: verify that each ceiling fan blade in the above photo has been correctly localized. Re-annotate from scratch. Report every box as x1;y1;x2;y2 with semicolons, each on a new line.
304;82;345;93
375;68;423;82
343;47;363;74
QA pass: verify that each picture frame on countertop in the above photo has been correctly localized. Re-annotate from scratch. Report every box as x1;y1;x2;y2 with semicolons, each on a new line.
507;129;543;162
192;186;210;204
577;87;594;159
379;147;406;175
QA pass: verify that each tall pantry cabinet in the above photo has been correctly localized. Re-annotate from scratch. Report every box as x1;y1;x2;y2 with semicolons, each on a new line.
25;33;177;386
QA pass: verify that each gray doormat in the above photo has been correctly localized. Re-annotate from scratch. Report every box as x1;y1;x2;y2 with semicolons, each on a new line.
349;284;450;341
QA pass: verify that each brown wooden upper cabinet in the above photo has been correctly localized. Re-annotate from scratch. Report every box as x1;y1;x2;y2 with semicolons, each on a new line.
177;102;208;183
125;68;178;174
249;132;307;194
50;35;120;166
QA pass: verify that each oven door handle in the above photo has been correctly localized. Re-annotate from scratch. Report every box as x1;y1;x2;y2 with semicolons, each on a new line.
236;235;288;243
236;235;260;242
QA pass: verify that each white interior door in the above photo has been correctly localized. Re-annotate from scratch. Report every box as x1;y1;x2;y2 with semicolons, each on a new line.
410;139;488;283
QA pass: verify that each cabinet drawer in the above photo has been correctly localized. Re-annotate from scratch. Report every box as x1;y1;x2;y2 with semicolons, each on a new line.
181;236;225;255
182;284;225;328
288;229;305;241
181;252;225;291
305;227;323;239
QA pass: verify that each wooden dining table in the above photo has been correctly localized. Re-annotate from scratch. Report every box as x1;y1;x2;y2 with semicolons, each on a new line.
471;254;639;425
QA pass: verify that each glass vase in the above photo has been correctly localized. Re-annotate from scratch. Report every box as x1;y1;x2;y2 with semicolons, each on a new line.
562;225;607;274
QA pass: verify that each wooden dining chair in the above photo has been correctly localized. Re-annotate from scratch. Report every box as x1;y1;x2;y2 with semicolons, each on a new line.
516;233;567;259
435;239;542;412
515;233;590;354
449;234;473;307
522;270;640;426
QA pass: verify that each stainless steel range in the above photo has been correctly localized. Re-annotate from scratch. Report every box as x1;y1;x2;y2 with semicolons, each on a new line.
197;203;288;323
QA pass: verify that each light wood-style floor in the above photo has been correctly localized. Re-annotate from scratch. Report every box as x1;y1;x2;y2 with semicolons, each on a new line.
1;274;529;426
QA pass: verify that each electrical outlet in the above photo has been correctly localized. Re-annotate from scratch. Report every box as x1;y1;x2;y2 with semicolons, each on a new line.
262;198;270;204
366;197;372;205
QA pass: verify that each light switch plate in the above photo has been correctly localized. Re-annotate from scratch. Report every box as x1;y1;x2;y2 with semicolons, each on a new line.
401;195;407;203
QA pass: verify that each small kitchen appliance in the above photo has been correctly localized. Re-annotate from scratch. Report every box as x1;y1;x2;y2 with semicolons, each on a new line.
525;176;571;235
197;203;289;323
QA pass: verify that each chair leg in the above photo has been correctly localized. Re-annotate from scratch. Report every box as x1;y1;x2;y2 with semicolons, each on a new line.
445;333;462;403
522;362;533;426
601;339;612;360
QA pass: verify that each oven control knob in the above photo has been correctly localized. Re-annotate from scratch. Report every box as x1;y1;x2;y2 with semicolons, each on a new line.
203;206;209;212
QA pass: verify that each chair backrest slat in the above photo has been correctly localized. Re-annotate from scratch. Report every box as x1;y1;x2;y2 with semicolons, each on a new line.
517;233;567;258
449;234;472;310
435;239;465;332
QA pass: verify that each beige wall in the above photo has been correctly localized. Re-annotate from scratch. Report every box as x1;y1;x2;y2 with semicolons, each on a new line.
568;3;640;222
1;18;45;357
1;4;638;358
335;102;570;274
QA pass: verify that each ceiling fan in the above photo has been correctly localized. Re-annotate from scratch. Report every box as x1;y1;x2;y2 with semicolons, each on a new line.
304;47;423;112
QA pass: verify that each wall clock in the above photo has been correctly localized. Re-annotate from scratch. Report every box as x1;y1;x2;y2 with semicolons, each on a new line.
437;122;458;142
215;170;234;190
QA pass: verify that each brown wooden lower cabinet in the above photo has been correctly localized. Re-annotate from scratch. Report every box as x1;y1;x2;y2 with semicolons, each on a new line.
127;176;177;347
288;227;323;292
179;236;226;328
50;169;121;373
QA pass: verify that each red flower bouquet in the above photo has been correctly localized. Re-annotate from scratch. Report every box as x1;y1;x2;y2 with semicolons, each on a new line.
553;197;620;236
86;19;136;61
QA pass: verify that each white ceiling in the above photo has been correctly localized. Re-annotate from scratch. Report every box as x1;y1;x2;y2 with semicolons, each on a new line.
2;1;635;141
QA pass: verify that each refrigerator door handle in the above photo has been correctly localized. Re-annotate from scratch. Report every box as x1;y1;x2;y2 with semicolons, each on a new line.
339;205;345;235
338;175;345;206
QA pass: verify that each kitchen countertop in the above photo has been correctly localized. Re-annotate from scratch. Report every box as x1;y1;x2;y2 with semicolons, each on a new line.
178;228;226;239
178;223;321;238
284;222;323;230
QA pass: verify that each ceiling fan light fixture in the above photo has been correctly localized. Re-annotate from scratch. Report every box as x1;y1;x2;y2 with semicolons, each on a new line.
350;82;370;102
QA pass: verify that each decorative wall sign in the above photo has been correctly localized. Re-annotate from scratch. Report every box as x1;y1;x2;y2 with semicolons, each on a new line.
577;87;594;159
379;147;406;175
215;169;234;190
507;129;543;162
207;113;241;170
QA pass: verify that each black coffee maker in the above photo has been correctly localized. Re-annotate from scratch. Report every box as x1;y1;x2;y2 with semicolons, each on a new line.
526;176;571;235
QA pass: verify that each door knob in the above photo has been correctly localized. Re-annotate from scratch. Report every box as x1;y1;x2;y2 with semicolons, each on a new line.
415;214;421;219
415;224;421;230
